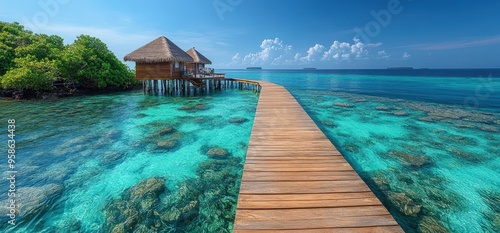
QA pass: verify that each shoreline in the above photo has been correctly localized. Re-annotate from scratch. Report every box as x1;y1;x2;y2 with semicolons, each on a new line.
0;85;142;100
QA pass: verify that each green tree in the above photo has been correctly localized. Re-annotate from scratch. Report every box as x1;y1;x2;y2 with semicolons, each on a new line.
1;22;137;92
59;35;136;89
0;22;31;76
1;56;57;91
16;34;64;61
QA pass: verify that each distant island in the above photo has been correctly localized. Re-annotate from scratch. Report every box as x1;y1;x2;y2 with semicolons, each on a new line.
246;67;262;70
303;68;317;70
387;67;414;70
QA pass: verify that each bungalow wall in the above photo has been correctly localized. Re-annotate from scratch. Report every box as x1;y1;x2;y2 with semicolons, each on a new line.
186;63;205;74
135;62;186;80
136;63;171;80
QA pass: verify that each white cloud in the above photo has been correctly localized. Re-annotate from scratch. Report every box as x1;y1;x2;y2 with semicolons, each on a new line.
231;37;384;67
322;38;382;61
232;53;241;61
294;53;301;61
403;52;411;59
378;50;389;59
243;38;292;65
300;44;325;62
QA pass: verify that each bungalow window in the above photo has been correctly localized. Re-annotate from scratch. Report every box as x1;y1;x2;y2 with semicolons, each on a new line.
175;62;179;69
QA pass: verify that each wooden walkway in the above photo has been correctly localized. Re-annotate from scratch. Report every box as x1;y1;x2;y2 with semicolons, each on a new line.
234;81;403;232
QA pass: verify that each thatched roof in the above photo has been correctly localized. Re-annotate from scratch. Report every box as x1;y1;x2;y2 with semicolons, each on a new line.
124;36;194;63
186;47;212;64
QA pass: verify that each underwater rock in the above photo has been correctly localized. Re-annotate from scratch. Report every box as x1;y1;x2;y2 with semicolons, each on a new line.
53;136;92;156
454;123;477;129
178;104;210;111
344;143;360;153
104;178;166;232
450;149;482;163
161;208;181;223
370;172;391;191
479;190;500;213
387;192;422;216
321;120;337;127
495;120;500;125
158;127;175;135
334;102;354;108
376;106;390;111
446;135;479;146
101;151;126;165
136;113;148;118
350;97;367;102
418;216;449;233
479;125;499;132
462;113;496;124
393;111;409;116
0;184;63;219
421;184;463;210
195;104;209;110
156;140;178;150
392;170;414;185
103;129;122;140
370;132;388;140
428;111;461;119
229;117;248;124
1;166;39;181
207;148;230;158
388;150;433;168
418;117;435;122
178;105;195;111
485;212;500;233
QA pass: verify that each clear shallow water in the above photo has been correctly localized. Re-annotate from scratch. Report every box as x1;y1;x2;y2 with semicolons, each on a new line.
221;69;500;112
295;90;499;232
223;69;500;232
1;69;499;232
0;90;258;232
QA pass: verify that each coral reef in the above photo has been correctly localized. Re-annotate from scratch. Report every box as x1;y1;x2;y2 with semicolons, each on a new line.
333;102;354;108
103;155;243;232
229;117;249;124
206;148;230;158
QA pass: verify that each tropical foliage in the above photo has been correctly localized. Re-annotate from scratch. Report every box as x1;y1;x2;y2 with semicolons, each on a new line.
0;21;137;91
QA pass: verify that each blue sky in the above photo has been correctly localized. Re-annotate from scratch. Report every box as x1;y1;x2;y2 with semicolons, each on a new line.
1;0;499;69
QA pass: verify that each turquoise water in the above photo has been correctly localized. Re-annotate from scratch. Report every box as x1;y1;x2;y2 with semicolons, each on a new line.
0;90;258;232
223;69;500;232
1;69;499;232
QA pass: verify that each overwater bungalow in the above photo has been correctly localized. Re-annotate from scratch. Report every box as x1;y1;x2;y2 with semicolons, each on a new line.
124;36;193;80
124;36;246;95
186;47;213;78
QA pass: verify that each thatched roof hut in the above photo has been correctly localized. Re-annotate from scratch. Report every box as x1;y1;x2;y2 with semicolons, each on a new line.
186;47;212;64
185;47;212;76
124;36;193;80
124;36;193;63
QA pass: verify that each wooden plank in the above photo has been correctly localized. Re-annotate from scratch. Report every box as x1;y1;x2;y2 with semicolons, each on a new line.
241;171;361;182
237;192;375;202
235;226;403;233
239;180;370;194
234;81;402;232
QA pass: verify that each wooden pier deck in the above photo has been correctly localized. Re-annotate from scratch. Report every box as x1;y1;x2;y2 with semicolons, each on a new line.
234;81;403;232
